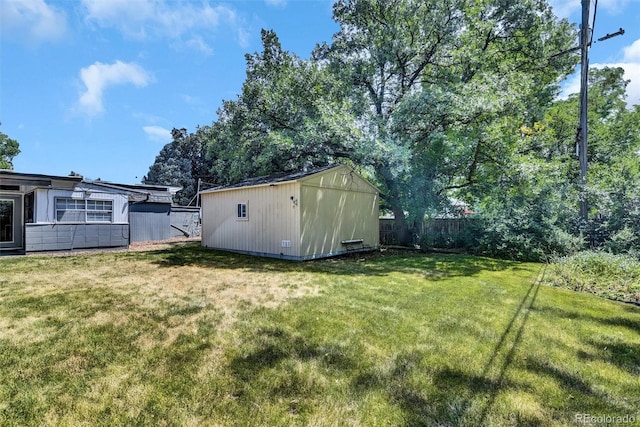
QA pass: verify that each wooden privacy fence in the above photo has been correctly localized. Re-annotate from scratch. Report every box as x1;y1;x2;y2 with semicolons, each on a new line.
380;218;472;247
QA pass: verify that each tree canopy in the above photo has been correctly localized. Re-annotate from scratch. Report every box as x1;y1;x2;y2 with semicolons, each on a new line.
145;0;640;258
0;124;20;170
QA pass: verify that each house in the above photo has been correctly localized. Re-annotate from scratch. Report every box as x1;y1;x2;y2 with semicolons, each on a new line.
0;170;182;254
200;164;379;260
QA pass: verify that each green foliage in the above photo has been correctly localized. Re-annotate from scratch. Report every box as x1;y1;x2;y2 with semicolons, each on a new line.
466;66;640;259
143;2;640;260
316;0;576;243
467;216;584;262
145;127;211;205
205;30;363;186
0;124;20;170
605;226;640;256
546;251;640;303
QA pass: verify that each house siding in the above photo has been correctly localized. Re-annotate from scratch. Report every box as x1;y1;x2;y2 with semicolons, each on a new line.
201;182;300;258
25;223;129;251
129;203;171;242
33;188;128;224
23;186;130;251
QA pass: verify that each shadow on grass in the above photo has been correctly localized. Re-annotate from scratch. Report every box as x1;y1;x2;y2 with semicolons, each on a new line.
145;242;527;280
533;304;640;333
581;340;640;377
531;304;640;375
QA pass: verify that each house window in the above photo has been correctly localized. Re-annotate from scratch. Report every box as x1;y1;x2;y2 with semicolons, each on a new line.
0;200;14;243
237;203;248;219
24;193;34;224
86;200;113;222
56;198;113;223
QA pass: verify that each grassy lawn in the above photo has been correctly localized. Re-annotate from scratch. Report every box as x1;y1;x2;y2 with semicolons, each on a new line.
1;243;639;426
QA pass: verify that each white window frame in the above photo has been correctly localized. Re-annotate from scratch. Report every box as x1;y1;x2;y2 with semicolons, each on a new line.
236;202;248;220
55;198;113;223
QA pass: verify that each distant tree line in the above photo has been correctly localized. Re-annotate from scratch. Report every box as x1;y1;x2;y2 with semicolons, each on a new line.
145;0;640;260
0;123;20;170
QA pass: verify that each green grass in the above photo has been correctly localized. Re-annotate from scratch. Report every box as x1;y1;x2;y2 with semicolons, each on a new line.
1;243;639;426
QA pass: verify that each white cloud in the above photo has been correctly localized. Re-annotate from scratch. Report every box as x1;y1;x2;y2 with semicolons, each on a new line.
77;61;151;116
560;61;640;107
623;38;640;62
548;0;580;19
559;73;581;100
597;0;630;14
80;0;247;52
181;36;214;56
143;125;172;143
549;0;628;19
600;62;640;107
0;0;67;43
265;0;287;7
237;27;251;49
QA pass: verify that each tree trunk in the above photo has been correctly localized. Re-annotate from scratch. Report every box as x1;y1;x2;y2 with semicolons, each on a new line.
391;204;413;246
376;161;413;246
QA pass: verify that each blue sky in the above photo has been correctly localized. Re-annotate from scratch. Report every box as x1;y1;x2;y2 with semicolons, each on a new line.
1;0;639;185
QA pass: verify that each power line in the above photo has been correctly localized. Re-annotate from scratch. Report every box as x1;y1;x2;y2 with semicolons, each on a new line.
550;1;624;228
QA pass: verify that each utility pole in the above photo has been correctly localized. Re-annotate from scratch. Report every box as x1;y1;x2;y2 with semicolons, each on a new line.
550;2;624;228
578;0;590;226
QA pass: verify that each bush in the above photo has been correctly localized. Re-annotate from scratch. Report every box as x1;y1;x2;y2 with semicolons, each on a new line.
604;226;640;256
461;217;583;262
546;251;640;304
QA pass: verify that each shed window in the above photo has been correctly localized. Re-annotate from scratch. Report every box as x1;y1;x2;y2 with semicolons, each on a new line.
237;203;248;219
56;198;113;223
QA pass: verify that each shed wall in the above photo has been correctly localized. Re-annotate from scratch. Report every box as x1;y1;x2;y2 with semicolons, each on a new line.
300;184;379;259
129;203;171;242
201;182;300;258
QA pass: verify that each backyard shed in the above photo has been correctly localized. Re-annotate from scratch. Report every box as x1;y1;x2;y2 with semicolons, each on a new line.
200;164;379;260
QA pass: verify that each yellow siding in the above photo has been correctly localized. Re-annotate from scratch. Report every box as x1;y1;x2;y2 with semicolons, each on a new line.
201;182;301;257
300;164;379;195
300;183;379;259
201;164;379;260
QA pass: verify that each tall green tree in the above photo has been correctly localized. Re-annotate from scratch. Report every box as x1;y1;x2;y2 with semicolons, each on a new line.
478;66;640;257
206;29;364;186
145;127;211;205
313;0;576;244
0;124;20;170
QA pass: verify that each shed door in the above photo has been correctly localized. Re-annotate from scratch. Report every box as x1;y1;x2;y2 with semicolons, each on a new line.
0;195;23;251
129;203;171;242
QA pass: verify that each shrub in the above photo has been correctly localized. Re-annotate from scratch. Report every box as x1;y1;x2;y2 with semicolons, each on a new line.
546;251;640;304
604;226;640;256
461;217;583;262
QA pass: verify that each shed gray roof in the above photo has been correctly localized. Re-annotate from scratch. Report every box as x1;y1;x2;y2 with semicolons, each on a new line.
201;164;341;194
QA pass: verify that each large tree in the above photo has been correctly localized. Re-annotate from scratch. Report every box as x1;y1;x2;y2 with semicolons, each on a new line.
148;1;577;246
471;66;640;258
314;0;576;243
145;127;211;205
206;29;365;186
0;124;20;170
